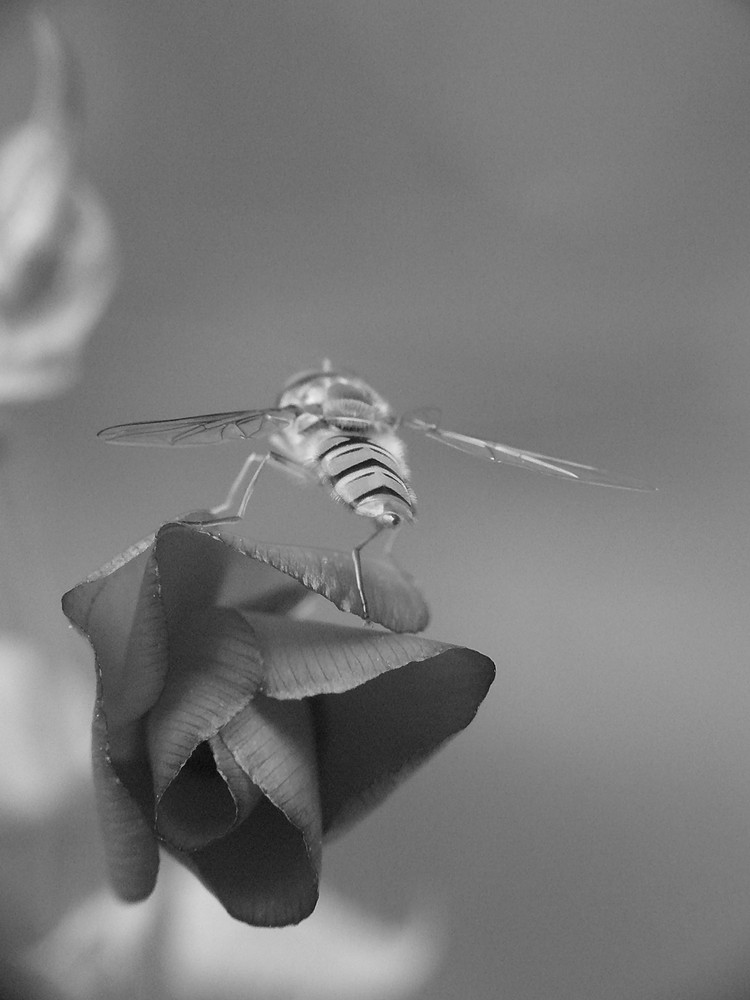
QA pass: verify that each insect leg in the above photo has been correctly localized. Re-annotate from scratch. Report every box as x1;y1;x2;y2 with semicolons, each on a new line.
235;453;271;519
352;522;388;622
179;452;269;525
208;452;270;521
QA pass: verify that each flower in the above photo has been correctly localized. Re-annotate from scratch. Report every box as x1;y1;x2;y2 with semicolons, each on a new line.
62;522;495;927
0;12;117;403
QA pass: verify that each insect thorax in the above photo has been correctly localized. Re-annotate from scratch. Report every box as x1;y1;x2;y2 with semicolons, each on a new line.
276;369;394;418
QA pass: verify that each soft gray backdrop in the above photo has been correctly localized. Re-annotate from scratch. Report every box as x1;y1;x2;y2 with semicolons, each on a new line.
3;2;750;998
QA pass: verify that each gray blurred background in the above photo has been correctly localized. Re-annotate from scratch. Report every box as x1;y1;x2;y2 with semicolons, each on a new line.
4;2;750;997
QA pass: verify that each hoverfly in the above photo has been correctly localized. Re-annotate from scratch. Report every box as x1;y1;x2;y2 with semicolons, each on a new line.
99;360;654;620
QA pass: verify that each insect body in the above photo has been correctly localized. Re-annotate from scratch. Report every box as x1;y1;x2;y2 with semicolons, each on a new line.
270;368;416;529
99;362;654;619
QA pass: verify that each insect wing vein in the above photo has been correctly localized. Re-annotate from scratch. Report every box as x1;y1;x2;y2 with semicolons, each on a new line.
404;416;654;491
98;407;297;446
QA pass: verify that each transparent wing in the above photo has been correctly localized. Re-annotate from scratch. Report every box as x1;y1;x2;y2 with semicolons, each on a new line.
403;413;655;491
98;407;298;446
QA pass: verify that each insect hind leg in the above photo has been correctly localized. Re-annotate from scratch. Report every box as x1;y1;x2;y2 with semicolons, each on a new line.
352;521;400;623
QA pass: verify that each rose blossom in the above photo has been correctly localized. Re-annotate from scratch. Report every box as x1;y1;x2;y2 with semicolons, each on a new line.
63;522;495;926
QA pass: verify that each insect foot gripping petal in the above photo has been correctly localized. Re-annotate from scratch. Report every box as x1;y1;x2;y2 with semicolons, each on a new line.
176;510;243;526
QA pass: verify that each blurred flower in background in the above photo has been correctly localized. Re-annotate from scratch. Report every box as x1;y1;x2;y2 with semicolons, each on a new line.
0;632;90;822
0;10;117;403
27;867;441;1000
0;11;119;995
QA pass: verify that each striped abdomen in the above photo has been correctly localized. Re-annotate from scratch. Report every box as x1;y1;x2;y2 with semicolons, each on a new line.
317;434;417;526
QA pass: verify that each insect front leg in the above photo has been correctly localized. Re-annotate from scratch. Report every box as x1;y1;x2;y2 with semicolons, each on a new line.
179;452;270;525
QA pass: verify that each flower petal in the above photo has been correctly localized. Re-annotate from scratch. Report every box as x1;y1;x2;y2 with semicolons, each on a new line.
147;606;264;849
91;694;159;902
209;732;265;826
205;526;429;632
220;695;322;855
172;796;319;927
154;522;310;617
177;695;322;926
153;738;264;853
315;646;495;835
64;538;167;900
62;537;168;729
247;612;452;697
146;524;308;849
61;524;313;869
